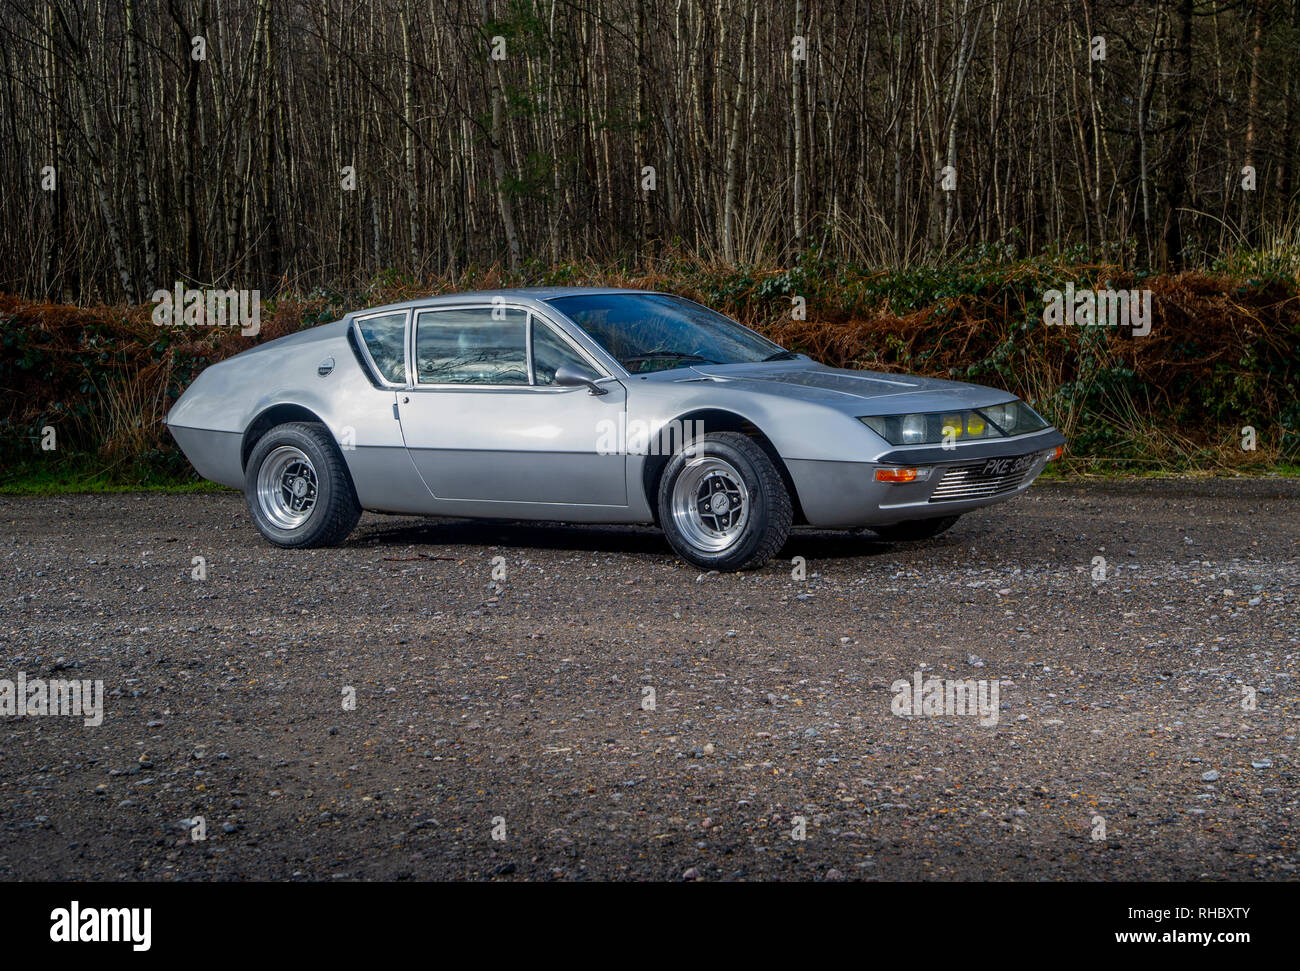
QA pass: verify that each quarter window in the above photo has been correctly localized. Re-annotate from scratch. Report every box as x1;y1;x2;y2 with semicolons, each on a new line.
356;312;407;384
532;320;595;384
415;308;528;385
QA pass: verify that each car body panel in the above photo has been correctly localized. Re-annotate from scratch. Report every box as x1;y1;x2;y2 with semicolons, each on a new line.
165;320;425;504
395;299;631;514
398;381;630;507
786;430;1060;527
165;288;1065;530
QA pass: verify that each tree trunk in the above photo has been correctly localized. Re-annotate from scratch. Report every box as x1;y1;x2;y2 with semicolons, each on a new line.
401;2;420;270
1160;0;1194;269
125;0;156;295
722;0;749;262
791;0;806;255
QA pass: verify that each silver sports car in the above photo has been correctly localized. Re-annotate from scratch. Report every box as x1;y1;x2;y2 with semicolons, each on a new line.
166;288;1065;570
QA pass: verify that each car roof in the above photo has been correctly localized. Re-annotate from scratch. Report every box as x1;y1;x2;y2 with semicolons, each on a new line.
347;287;666;318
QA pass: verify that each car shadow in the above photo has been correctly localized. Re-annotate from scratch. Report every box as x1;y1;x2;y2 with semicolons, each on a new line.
355;516;669;557
351;515;942;564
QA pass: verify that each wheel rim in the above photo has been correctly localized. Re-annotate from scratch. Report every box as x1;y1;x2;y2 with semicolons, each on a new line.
256;445;319;530
670;456;750;553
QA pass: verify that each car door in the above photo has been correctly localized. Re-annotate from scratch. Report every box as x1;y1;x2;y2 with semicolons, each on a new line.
396;304;628;508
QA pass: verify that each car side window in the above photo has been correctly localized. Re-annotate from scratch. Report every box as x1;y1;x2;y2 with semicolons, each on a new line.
415;308;528;385
532;319;595;385
356;312;407;384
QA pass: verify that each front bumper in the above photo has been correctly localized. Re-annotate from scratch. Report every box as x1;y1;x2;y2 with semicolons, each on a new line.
786;427;1065;527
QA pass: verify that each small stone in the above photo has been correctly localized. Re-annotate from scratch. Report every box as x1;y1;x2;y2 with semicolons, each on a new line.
1201;770;1220;782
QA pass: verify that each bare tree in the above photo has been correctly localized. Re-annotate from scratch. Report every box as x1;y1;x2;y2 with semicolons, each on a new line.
0;0;1295;300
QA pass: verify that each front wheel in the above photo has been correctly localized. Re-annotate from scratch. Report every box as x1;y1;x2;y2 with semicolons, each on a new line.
244;421;360;548
657;431;792;571
870;514;961;542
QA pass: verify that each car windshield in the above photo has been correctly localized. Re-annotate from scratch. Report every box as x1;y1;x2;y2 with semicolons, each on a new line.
547;293;787;374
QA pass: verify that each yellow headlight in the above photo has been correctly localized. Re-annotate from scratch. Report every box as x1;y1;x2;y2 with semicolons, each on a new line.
966;413;986;436
941;415;963;438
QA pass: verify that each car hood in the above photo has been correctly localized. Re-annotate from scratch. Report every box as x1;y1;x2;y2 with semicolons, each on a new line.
671;361;1019;415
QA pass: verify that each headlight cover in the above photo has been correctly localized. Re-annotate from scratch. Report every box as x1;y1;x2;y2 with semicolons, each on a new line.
859;401;1049;446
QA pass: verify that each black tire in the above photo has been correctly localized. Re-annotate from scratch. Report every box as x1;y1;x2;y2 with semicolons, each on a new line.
244;421;361;548
871;514;961;542
657;431;792;571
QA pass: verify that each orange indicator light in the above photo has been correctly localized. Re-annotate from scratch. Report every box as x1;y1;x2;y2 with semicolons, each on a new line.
875;467;918;483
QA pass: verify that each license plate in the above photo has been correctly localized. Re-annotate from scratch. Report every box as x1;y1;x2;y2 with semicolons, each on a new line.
979;453;1037;476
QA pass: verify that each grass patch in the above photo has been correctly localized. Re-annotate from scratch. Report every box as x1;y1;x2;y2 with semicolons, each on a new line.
0;458;228;495
1035;461;1299;481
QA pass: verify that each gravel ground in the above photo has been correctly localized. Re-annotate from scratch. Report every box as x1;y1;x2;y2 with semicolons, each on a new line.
0;479;1297;881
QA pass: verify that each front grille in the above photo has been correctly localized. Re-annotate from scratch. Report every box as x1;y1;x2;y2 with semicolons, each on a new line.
928;462;1033;502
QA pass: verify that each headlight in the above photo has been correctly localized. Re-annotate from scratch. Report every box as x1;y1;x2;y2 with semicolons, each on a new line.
858;401;1048;445
900;413;926;443
996;401;1050;436
981;402;1012;430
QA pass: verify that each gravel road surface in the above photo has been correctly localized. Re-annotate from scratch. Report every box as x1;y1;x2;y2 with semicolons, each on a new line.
1;479;1297;881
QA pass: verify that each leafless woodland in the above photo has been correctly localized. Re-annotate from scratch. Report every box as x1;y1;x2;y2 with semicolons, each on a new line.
1;0;1297;303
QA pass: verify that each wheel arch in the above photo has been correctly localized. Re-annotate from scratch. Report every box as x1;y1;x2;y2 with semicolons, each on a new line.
242;403;331;473
641;408;807;525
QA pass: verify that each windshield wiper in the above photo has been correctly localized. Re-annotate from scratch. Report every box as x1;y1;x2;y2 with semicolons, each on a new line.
762;350;801;361
622;351;720;366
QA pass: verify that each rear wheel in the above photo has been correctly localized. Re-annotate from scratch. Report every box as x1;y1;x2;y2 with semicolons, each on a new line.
657;431;791;571
244;422;360;548
871;514;961;542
